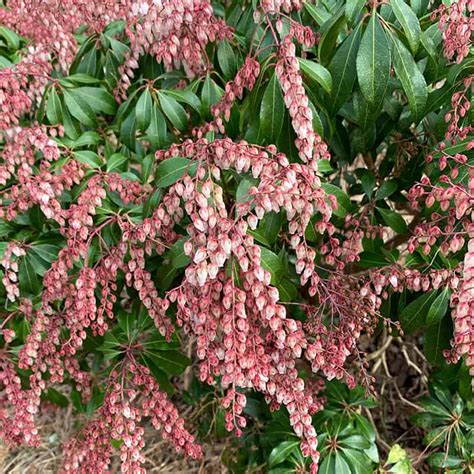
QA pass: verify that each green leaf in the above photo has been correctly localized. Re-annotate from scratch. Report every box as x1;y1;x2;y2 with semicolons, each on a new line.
73;150;102;169
249;211;282;246
106;153;128;172
268;441;300;467
321;183;351;217
317;160;334;173
63;89;97;128
30;244;61;264
346;0;365;25
136;88;153;131
361;172;375;198
387;444;408;464
19;257;40;295
158;91;188;132
327;24;362;115
356;13;390;110
334;454;352;474
42;388;69;408
170;238;191;269
98;332;123;360
339;435;371;450
391;0;421;54
236;177;256;205
46;87;63;125
376;207;407;233
400;290;438;333
304;2;329;25
318;8;346;65
424;316;452;365
72;87;117;115
260;74;285;144
71;131;101;148
155;263;178;290
341;448;371;473
145;106;167;150
155;157;197;189
319;455;336;474
299;58;332;94
375;179;398;200
141;355;175;395
60;73;101;85
201;74;223;118
120;112;137;150
358;251;389;269
144;349;190;375
162;89;201;113
428;453;462;469
426;286;451;326
217;40;237;79
259;247;283;285
0;26;21;49
391;34;427;123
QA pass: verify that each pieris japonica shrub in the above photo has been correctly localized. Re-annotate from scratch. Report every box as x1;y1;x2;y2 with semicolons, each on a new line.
0;0;473;472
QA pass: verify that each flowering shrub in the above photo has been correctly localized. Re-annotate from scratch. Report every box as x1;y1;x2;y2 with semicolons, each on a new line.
0;0;473;472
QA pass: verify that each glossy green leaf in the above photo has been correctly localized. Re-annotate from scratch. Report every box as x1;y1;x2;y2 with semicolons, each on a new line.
136;87;153;131
120;112;137;150
346;0;365;25
356;13;390;110
155;157;197;189
321;183;351;217
318;8;346;65
145;106;167;149
0;26;21;49
158;91;188;132
391;0;421;54
217;40;237;79
73;150;102;169
46;87;63;124
106;153;128;172
327;24;362;115
170;238;191;269
260;74;285;144
375;179;398;200
299;58;332;94
72;87;117;115
19;257;40;295
400;290;438;333
162;89;201;113
376;207;407;233
391;34;427;123
259;247;282;285
426;286;451;326
63;89;97;127
268;440;300;467
424;316;452;365
144;349;190;375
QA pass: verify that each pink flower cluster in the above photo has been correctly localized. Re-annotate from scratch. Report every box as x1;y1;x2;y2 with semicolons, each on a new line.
451;237;474;386
1;242;25;302
435;0;474;63
209;56;261;132
117;0;232;97
260;0;303;14
62;358;201;473
276;35;330;167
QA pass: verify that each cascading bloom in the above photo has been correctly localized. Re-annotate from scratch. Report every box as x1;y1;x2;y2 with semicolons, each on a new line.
260;0;303;14
435;0;474;64
62;360;202;474
276;35;330;168
117;0;232;97
452;236;474;386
